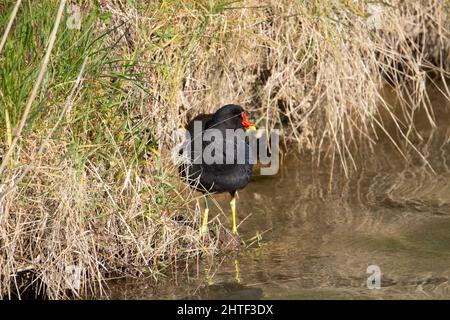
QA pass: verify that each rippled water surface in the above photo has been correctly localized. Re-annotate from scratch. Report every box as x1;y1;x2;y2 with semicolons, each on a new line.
107;82;450;299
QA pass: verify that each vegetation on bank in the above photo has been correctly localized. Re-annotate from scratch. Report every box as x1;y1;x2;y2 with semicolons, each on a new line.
0;0;448;298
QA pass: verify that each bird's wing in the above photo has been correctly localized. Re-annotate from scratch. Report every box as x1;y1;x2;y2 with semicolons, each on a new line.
203;133;250;171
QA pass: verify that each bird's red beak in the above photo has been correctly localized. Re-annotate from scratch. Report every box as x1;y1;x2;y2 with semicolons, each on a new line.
241;112;256;131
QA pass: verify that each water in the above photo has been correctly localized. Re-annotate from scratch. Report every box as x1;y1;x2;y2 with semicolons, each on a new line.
107;82;450;299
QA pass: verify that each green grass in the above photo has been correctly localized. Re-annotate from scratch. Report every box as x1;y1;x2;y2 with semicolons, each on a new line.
0;0;202;299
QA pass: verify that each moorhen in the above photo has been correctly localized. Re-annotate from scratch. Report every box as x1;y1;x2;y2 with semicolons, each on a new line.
180;104;256;236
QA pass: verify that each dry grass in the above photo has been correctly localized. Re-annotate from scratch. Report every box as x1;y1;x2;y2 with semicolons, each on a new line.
0;0;448;299
104;0;449;169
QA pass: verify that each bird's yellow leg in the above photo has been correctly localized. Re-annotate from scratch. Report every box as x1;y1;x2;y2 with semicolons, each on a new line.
230;196;237;234
200;196;210;235
234;256;241;284
200;207;209;235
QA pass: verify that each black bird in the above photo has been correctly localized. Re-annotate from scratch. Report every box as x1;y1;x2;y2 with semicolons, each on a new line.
180;104;256;235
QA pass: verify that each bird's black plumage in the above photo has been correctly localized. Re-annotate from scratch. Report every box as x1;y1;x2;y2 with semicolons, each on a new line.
181;104;254;195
